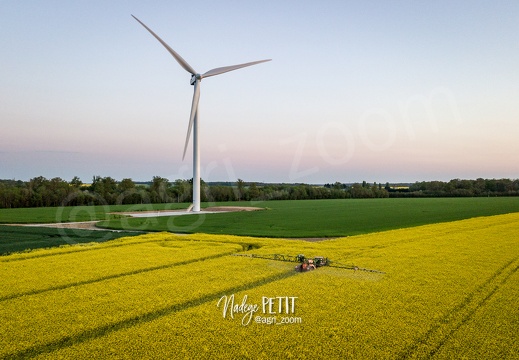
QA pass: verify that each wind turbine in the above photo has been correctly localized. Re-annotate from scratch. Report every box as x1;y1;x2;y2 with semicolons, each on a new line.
132;15;270;212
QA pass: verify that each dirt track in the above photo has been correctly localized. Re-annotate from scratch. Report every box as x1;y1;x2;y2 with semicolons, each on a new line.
205;206;263;212
19;221;106;231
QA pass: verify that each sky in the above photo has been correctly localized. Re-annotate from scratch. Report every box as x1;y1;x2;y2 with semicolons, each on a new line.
1;1;518;184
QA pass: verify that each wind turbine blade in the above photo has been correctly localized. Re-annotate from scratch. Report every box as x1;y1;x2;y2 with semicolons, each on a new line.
131;15;197;75
202;59;271;78
182;81;201;160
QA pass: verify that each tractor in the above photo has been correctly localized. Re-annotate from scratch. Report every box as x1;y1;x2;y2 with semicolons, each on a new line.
294;254;329;272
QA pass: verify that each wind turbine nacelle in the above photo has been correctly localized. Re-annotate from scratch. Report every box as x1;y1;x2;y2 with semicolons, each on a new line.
190;74;201;85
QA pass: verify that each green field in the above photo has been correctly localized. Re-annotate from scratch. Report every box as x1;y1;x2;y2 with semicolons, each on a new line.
2;198;519;240
0;203;188;224
0;225;140;255
1;213;517;358
99;198;519;237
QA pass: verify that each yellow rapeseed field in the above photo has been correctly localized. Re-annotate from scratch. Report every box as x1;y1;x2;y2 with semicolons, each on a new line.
1;213;518;359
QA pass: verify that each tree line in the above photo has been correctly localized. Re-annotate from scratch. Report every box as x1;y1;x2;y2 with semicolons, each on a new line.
0;176;517;209
393;178;519;197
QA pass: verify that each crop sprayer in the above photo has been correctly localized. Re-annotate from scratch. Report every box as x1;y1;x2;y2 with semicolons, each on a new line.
232;253;385;274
